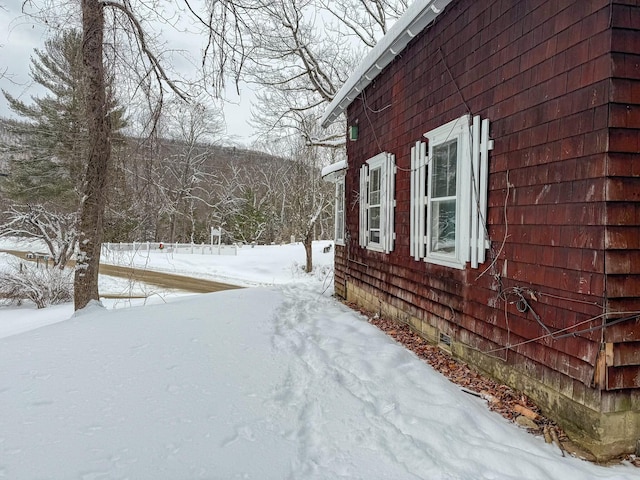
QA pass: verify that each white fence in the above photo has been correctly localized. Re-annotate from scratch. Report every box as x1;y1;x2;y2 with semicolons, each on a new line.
102;242;238;256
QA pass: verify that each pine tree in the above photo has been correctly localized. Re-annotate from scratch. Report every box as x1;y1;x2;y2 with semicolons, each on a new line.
1;29;125;209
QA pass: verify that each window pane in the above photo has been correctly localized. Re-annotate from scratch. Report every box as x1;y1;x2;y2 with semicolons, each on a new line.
369;167;381;207
431;199;456;253
370;206;380;229
370;168;381;192
432;140;457;198
368;166;382;245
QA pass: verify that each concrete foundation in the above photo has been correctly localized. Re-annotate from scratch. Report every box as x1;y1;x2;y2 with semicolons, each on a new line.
344;281;640;461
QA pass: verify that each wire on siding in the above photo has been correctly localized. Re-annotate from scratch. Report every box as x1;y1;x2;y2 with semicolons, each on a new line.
478;311;640;356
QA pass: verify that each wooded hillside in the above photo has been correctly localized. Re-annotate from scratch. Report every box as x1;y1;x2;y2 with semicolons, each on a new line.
0;118;334;246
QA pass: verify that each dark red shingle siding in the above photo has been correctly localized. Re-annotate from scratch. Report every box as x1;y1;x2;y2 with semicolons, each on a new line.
338;0;640;388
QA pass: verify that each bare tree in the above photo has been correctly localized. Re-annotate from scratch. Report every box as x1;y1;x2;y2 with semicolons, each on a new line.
158;100;224;243
318;0;408;47
200;0;408;147
72;0;110;308
182;0;407;147
245;0;354;147
0;5;6;80
10;1;198;308
254;127;332;271
70;0;194;309
0;204;78;268
10;0;409;309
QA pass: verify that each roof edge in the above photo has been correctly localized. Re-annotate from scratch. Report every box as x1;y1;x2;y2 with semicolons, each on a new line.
321;160;347;182
320;0;453;128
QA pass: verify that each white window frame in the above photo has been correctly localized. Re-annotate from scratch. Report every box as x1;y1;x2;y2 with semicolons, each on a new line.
359;152;396;253
426;115;470;268
334;176;346;245
411;114;492;269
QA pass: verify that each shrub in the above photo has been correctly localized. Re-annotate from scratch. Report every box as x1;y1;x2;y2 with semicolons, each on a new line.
0;261;73;308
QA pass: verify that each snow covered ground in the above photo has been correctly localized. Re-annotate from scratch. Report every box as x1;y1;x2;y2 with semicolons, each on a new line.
99;240;335;287
0;238;638;479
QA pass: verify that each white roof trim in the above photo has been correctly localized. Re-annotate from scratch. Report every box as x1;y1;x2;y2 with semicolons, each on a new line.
321;160;347;182
320;0;453;128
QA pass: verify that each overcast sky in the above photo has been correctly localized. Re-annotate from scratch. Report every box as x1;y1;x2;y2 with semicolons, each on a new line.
0;2;256;146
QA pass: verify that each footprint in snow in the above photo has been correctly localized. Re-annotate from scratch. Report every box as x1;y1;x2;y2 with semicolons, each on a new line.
221;425;256;447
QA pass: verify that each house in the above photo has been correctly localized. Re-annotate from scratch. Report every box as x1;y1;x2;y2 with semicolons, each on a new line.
321;0;640;460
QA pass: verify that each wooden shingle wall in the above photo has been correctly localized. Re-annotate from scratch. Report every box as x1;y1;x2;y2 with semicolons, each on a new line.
333;245;347;299
340;0;640;397
603;2;640;390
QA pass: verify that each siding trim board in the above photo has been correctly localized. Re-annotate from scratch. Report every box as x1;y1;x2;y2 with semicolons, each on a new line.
324;0;640;460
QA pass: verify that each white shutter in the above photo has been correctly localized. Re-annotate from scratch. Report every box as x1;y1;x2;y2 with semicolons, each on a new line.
334;179;345;243
410;142;427;261
470;116;481;268
457;119;472;266
379;161;388;251
359;164;369;248
470;116;493;268
360;152;396;254
383;153;396;254
478;117;493;264
409;142;418;260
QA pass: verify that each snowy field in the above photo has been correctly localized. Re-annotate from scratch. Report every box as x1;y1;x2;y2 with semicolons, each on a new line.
0;238;639;479
99;240;336;287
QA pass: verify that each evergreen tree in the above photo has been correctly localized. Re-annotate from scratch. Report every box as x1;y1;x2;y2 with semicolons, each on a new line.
1;29;125;208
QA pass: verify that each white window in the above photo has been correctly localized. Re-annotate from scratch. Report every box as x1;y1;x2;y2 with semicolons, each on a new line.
411;114;493;269
359;152;396;253
430;139;458;255
335;177;345;245
320;159;347;245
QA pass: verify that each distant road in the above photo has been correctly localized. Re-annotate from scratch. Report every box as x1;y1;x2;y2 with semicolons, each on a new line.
0;249;241;294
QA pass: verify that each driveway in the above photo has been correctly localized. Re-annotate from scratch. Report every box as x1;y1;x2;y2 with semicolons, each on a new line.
0;249;241;294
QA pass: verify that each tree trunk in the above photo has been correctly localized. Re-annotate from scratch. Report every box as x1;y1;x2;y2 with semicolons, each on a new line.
303;234;313;273
169;213;177;243
74;0;111;310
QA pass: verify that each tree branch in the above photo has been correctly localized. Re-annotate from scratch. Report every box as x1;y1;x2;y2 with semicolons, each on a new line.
101;0;190;102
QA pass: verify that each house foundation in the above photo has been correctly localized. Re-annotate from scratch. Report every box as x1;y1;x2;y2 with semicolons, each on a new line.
344;280;640;461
